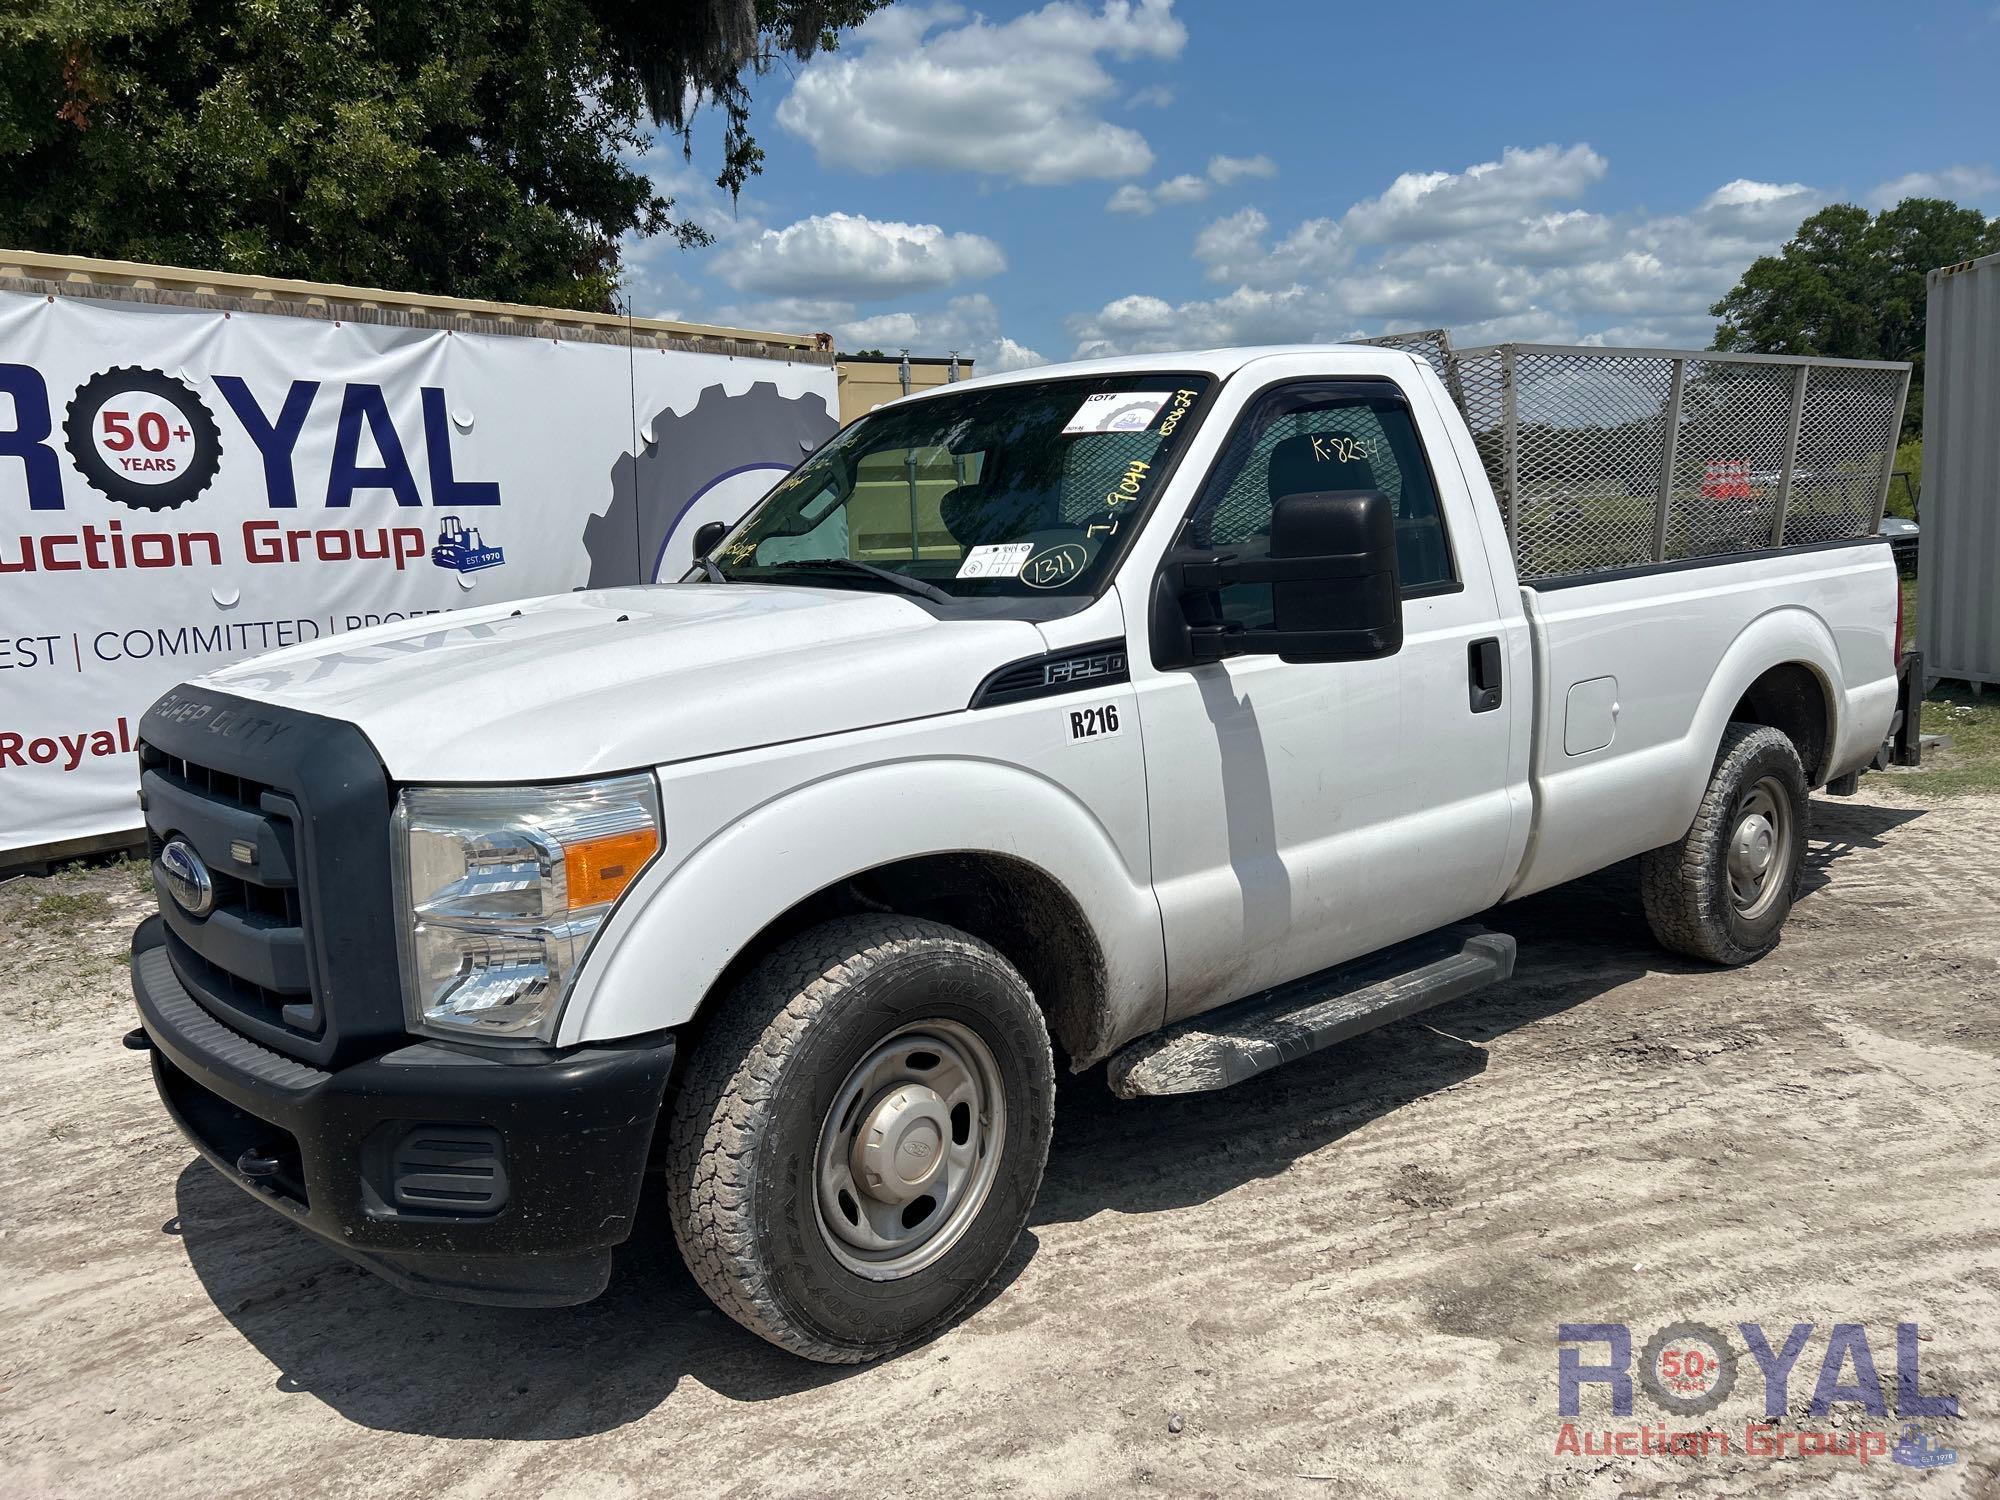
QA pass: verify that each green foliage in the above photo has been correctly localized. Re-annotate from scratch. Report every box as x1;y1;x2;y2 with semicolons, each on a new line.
0;0;890;310
593;1;891;202
18;888;112;929
1887;438;1922;518
1712;198;2000;440
1905;690;2000;796
1893;576;2000;794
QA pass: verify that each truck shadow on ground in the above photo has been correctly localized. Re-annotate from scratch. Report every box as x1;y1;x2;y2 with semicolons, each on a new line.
169;796;1922;1439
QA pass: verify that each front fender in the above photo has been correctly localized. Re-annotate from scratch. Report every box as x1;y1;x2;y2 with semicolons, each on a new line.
555;758;1167;1051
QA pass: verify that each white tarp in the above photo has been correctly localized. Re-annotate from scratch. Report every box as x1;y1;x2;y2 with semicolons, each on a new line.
0;289;837;855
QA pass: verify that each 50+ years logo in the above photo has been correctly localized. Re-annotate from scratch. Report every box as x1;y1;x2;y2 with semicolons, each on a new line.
62;366;224;512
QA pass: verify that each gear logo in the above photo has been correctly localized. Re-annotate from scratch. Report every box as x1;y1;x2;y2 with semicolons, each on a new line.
584;382;837;587
63;366;223;511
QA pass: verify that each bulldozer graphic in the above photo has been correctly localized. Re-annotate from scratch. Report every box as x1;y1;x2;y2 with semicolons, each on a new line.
430;515;505;573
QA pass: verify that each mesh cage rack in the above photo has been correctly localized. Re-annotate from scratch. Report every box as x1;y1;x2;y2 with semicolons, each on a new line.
1360;338;1911;583
1447;344;1911;581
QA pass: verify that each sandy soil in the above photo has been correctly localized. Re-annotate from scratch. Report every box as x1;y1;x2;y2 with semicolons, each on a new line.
1;780;1995;1498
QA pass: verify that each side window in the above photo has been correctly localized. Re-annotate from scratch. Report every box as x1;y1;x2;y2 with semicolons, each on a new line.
1189;385;1456;627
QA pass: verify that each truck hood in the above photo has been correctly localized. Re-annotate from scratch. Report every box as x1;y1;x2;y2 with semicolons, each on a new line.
198;584;1047;781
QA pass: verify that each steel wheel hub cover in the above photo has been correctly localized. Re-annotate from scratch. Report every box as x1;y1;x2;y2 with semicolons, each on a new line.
813;1019;1007;1280
1726;777;1791;916
852;1083;950;1203
1731;814;1775;880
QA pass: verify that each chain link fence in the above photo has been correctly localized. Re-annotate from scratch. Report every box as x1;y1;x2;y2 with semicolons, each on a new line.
1362;341;1906;582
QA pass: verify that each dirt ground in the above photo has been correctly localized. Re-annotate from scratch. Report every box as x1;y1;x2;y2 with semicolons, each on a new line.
1;779;1995;1498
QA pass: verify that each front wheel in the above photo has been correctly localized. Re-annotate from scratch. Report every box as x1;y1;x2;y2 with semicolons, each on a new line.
1640;723;1810;965
665;914;1055;1363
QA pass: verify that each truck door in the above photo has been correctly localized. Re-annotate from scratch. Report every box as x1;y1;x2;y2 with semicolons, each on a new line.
1129;377;1519;1022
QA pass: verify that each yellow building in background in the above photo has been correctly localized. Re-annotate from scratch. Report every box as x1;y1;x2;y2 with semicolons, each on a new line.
835;352;973;426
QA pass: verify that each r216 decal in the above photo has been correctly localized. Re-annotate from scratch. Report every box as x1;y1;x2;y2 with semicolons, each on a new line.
1067;703;1123;742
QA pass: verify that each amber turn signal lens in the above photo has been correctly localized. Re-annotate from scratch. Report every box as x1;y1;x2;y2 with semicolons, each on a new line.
563;827;659;908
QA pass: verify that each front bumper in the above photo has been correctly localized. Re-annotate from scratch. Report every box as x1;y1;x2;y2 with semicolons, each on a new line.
130;916;675;1306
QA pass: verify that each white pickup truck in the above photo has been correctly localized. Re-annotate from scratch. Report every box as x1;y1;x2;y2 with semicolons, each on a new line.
126;340;1920;1363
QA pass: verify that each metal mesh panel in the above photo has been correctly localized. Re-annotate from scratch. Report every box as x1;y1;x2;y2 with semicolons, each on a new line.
1665;360;1794;560
1785;364;1906;546
1449;350;1508;529
1440;343;1908;582
1512;353;1674;576
1355;329;1454;384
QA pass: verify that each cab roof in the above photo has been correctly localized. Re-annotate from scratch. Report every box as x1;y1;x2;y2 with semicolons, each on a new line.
894;344;1430;402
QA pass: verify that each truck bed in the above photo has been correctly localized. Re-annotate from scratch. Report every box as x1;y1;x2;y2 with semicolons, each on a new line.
1506;540;1902;900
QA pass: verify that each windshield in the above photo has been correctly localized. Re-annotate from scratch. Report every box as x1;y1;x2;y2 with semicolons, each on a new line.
706;374;1211;603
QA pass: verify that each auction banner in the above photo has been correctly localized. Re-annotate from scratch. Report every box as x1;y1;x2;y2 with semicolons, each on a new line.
0;289;837;856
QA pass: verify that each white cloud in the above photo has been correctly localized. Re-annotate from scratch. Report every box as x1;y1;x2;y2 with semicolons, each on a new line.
1208;153;1276;185
1154;173;1211;204
710;212;1004;299
715;291;1045;373
1192;206;1344;285
1342;144;1607;244
1127;83;1175;109
1070;148;1841;358
1702;178;1811;209
1105;153;1277;215
776;0;1188;185
1867;165;2000;208
1106;172;1209;214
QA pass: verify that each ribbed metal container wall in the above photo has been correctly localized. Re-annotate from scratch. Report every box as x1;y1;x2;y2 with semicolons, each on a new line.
1921;250;2000;689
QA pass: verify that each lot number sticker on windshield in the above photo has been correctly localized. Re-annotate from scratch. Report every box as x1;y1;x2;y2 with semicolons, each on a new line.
957;541;1035;579
1020;543;1089;588
1062;391;1171;435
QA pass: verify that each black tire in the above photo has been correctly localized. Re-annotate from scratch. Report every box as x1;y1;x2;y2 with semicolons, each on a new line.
665;914;1055;1363
1640;723;1810;965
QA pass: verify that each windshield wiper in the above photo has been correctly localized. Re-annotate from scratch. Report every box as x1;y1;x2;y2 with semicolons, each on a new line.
770;557;956;606
696;554;728;583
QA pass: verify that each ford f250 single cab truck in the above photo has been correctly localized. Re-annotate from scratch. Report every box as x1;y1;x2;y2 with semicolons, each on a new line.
127;339;1921;1363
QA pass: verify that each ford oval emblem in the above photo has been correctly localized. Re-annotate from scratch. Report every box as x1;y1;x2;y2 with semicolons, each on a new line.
159;838;215;918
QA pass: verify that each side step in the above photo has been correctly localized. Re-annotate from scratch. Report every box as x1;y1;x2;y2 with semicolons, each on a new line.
1106;926;1516;1098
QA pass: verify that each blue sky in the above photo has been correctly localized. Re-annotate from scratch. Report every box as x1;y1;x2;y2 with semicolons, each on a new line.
624;0;2000;370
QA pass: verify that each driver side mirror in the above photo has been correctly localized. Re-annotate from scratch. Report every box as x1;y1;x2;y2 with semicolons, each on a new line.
691;519;728;564
1152;489;1402;666
1263;489;1402;662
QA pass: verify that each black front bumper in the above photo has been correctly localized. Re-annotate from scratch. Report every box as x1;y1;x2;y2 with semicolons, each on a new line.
131;916;675;1306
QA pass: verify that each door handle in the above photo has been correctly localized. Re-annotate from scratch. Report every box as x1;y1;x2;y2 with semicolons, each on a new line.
1468;637;1503;713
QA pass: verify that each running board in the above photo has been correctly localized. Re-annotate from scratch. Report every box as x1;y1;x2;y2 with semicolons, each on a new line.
1106;926;1516;1098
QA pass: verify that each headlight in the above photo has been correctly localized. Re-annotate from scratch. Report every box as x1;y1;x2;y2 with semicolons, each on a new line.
391;774;662;1043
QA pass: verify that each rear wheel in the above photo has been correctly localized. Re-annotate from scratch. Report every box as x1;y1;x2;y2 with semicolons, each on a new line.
1641;723;1810;965
665;914;1054;1363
